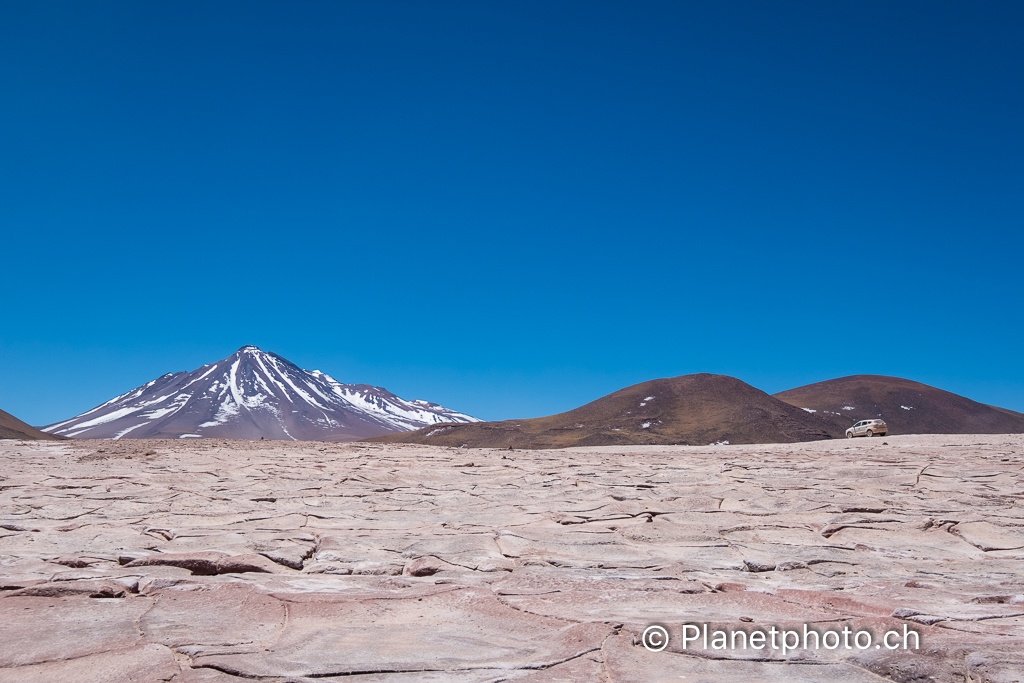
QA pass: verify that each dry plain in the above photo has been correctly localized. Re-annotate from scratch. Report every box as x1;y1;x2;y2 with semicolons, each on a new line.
1;435;1023;682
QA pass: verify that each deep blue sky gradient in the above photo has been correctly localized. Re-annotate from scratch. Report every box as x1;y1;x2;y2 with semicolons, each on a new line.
2;1;1022;425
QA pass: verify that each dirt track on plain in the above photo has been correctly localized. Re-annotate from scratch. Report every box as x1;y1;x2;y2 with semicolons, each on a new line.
1;435;1022;681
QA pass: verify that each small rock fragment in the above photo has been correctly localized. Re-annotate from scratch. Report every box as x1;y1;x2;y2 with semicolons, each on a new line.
776;561;807;571
715;583;747;592
49;557;92;568
259;546;311;570
891;608;944;624
743;559;776;573
405;556;442;577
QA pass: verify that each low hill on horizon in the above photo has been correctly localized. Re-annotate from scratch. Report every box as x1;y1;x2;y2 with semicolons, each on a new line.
773;375;1024;436
0;408;62;441
366;373;835;448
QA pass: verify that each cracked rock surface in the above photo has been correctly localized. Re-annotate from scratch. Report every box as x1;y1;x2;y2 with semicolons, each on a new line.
1;435;1023;682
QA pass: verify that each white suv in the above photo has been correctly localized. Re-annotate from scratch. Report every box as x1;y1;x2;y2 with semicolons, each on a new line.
846;419;887;438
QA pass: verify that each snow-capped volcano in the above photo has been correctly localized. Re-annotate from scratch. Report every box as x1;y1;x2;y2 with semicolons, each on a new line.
44;346;480;440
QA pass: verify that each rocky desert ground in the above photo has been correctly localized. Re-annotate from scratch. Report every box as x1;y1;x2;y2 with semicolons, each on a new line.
1;435;1023;682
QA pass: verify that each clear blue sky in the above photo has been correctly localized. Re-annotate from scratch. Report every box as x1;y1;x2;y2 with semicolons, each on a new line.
2;1;1022;426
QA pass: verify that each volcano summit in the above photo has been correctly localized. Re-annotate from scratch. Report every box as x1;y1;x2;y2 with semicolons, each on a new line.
44;346;479;440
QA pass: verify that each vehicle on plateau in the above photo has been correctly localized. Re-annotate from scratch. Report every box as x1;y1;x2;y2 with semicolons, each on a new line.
846;419;887;438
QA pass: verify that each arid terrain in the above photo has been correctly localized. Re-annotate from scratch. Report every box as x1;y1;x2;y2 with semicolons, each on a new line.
369;374;836;449
370;374;1024;449
774;375;1024;438
1;435;1023;682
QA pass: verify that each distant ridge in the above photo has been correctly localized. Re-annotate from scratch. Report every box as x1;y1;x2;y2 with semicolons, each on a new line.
774;375;1024;436
44;346;479;441
367;373;834;449
0;408;62;441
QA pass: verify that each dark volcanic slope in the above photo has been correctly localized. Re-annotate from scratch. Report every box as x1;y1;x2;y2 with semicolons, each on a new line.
368;373;834;448
0;408;61;440
774;375;1024;436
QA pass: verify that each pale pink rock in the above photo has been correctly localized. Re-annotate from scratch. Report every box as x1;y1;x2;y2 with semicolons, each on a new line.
0;643;180;683
951;521;1024;551
404;555;443;576
0;595;153;667
1;434;1022;680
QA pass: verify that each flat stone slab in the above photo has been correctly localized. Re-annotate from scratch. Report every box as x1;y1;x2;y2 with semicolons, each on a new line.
0;434;1022;681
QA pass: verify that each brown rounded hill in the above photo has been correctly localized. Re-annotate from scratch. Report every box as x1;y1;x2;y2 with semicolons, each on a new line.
0;407;62;441
773;375;1024;437
367;373;834;449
